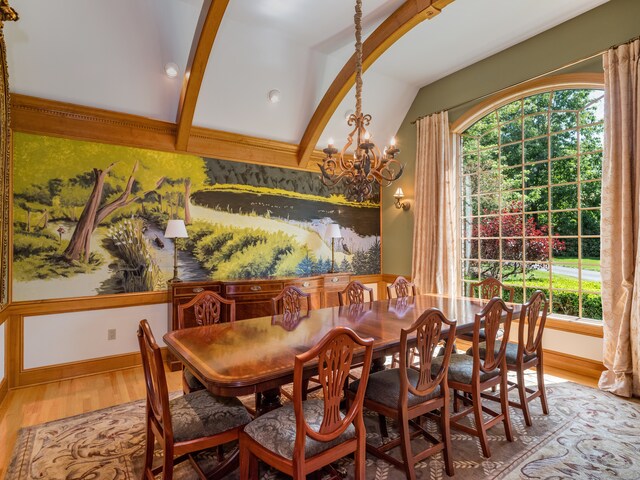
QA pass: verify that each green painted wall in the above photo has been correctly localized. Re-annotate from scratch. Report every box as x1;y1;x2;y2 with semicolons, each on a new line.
382;0;640;276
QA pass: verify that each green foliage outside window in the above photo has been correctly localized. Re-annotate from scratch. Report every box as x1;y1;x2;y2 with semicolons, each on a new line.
460;88;604;320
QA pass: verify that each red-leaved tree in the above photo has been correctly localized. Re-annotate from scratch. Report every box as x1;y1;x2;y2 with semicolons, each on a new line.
471;201;566;279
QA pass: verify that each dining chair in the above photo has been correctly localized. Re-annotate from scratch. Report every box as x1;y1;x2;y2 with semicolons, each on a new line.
239;327;374;480
458;277;514;342
271;286;316;401
431;297;514;458
387;276;419;368
386;275;417;299
467;290;550;426
271;285;312;315
338;280;374;306
138;319;251;480
348;308;457;479
177;290;236;394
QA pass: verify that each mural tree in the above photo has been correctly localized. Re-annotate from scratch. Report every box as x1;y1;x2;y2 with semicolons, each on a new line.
63;161;141;262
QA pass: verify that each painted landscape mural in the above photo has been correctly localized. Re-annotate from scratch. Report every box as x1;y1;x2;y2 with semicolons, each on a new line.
12;133;381;301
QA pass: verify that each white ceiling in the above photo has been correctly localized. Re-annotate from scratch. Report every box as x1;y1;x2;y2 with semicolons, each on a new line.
5;0;609;152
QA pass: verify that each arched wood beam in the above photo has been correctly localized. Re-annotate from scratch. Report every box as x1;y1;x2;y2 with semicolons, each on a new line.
175;0;230;151
297;0;454;167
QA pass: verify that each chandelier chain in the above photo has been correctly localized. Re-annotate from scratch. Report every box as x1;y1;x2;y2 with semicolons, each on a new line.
354;0;362;118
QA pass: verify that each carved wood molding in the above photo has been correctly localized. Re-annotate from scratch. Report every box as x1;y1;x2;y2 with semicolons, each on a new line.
175;0;230;150
297;0;454;167
0;21;13;312
11;94;327;171
11;94;177;151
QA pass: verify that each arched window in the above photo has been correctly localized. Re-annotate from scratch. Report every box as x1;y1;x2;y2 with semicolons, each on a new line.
457;81;603;321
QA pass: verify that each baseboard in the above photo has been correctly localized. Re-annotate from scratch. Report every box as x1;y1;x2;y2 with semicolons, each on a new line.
0;378;8;406
14;348;168;388
542;349;605;380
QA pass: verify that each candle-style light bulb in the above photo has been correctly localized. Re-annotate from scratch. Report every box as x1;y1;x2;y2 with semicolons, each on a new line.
390;136;396;146
364;131;370;141
328;137;334;147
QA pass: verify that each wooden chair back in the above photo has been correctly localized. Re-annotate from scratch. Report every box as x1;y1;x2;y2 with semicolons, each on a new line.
470;297;513;374
338;281;374;306
387;276;418;299
271;285;312;315
137;319;172;439
471;277;514;302
400;308;456;399
177;290;235;329
518;290;548;358
293;327;373;447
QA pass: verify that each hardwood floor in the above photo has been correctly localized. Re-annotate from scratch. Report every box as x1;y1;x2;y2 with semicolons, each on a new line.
0;365;596;479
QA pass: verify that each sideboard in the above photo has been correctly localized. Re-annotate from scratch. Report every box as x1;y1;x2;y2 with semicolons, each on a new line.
167;273;351;370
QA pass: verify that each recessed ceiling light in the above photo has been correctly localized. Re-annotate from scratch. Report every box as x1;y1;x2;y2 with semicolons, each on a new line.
268;89;281;104
164;62;179;79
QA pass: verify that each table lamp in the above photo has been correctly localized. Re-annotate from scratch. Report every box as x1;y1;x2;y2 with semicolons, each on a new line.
164;219;189;283
326;224;342;273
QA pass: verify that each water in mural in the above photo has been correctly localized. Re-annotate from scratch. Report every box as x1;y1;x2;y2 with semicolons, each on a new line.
12;133;381;301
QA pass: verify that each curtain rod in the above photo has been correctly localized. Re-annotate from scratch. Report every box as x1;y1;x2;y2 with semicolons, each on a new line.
411;34;640;125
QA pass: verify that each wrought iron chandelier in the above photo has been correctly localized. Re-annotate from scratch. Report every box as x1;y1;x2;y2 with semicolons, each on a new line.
319;0;403;203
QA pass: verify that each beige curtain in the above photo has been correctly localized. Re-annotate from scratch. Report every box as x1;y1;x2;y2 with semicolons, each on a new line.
599;38;640;398
412;111;458;295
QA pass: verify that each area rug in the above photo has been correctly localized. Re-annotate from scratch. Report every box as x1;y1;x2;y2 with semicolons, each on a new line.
6;374;640;479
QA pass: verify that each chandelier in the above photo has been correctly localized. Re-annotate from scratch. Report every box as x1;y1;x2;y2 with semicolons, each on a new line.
318;0;403;203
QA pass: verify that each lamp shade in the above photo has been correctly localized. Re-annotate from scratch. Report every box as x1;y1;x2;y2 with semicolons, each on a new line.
164;219;188;239
326;224;342;239
394;187;404;198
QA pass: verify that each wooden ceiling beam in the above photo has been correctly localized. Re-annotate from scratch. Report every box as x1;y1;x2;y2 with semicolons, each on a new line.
175;0;230;151
297;0;454;167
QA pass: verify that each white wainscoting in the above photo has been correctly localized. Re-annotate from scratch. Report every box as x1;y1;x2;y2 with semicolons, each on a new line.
23;303;169;369
507;324;602;362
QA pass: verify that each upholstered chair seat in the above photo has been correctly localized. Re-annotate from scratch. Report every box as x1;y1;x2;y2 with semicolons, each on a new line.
243;399;356;460
431;353;500;384
170;389;252;443
348;368;441;408
466;341;536;365
183;369;206;392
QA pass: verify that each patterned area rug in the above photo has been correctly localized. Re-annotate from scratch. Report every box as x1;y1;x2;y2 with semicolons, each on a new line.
6;374;640;479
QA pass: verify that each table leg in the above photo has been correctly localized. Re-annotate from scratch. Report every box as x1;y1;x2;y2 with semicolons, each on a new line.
371;356;386;373
257;388;281;415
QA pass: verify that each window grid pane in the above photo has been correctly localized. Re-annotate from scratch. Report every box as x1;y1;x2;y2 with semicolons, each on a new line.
459;88;603;320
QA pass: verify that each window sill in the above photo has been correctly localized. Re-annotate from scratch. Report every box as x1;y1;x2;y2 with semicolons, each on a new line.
515;315;603;338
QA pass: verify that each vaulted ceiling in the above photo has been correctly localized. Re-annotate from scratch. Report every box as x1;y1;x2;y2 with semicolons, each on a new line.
6;0;608;164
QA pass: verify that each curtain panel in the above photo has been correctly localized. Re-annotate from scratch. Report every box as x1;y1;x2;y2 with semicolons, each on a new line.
599;38;640;398
412;112;459;296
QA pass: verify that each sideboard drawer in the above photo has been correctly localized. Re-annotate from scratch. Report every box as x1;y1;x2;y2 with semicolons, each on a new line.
173;283;221;297
322;274;350;288
225;281;285;296
285;277;323;290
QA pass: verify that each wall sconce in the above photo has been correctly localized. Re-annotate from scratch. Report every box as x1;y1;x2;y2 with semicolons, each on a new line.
393;188;410;211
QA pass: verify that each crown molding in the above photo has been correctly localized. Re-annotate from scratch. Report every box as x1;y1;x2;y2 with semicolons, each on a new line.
10;94;325;171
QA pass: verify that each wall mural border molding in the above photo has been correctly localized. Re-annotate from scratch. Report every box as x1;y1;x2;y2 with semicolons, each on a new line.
0;1;19;312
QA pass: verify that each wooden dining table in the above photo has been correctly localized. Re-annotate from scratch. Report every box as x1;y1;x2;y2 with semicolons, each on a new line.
163;294;520;413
